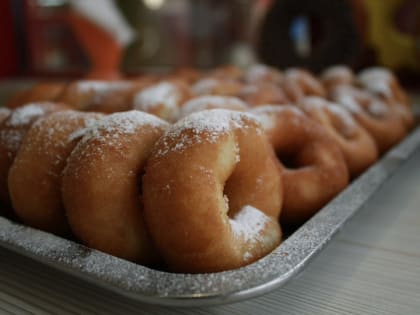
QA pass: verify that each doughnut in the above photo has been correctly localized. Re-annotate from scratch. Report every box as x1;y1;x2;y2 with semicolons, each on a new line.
61;111;168;264
191;78;242;97
243;64;283;84
179;95;249;119
208;64;244;81
165;67;202;84
143;109;282;273
281;68;327;103
299;97;378;177
251;105;349;227
330;85;407;153
0;102;69;214
8;111;104;235
132;81;191;122
320;65;355;90
239;82;290;106
58;80;147;113
6;82;66;109
357;67;414;129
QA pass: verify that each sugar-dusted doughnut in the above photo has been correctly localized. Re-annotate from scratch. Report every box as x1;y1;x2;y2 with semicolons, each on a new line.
62;111;168;264
8;111;104;235
0;102;69;214
133;81;191;122
191;78;242;97
251;105;349;227
58;80;148;113
281;68;327;103
239;82;290;106
321;65;355;90
357;67;413;129
143;109;282;272
330;85;407;153
299;97;378;177
6;82;66;109
179;95;248;119
243;64;283;84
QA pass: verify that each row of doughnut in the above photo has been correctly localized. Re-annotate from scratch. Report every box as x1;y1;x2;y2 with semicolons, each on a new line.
0;64;414;273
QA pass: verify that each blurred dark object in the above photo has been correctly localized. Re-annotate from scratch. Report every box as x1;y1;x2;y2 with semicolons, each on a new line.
0;1;19;78
23;0;88;77
256;0;367;73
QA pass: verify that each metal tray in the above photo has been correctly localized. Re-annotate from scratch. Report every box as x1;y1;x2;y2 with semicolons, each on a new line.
1;126;420;307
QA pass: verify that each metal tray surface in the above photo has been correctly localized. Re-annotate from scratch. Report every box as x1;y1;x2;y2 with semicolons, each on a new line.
1;126;420;307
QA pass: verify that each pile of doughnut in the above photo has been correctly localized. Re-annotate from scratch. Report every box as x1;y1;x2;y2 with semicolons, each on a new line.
0;64;414;273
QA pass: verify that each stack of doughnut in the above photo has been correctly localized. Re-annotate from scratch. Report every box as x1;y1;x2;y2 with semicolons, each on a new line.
0;63;414;273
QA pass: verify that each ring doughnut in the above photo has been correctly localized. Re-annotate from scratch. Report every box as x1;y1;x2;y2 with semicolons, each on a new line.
320;65;355;90
62;111;168;264
0;102;68;213
8;111;104;235
179;95;249;119
133;81;191;122
330;85;407;153
6;82;65;109
281;68;327;103
239;82;290;106
58;80;147;113
357;67;414;129
191;78;242;97
243;64;283;84
251;105;349;227
299;97;378;177
143;109;282;273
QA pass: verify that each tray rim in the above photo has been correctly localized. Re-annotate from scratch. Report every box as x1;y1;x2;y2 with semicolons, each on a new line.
1;126;420;307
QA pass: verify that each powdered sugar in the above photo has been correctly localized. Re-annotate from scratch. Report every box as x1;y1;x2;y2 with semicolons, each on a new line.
76;111;167;147
251;105;302;131
75;80;132;94
133;82;180;112
230;205;271;260
321;65;354;81
156;109;259;156
357;68;393;97
300;96;357;132
8;104;49;127
192;78;219;95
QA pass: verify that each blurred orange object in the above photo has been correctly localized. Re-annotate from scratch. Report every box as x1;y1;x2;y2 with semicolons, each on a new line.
67;12;123;80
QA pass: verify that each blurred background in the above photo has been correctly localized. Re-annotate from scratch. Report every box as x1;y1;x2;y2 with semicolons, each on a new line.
0;0;419;86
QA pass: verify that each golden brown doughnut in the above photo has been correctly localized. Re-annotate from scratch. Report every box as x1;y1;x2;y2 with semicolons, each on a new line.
191;78;243;97
0;102;69;214
239;82;290;106
281;68;327;103
132;81;191;122
357;67;413;129
330;85;407;153
58;80;147;113
299;97;378;177
8;111;104;235
62;111;168;264
243;64;283;84
251;105;349;227
179;95;249;119
143;109;282;273
321;65;355;90
6;82;66;109
208;64;244;81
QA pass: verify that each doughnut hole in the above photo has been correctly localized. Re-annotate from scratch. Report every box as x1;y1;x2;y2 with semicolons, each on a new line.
143;110;282;273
